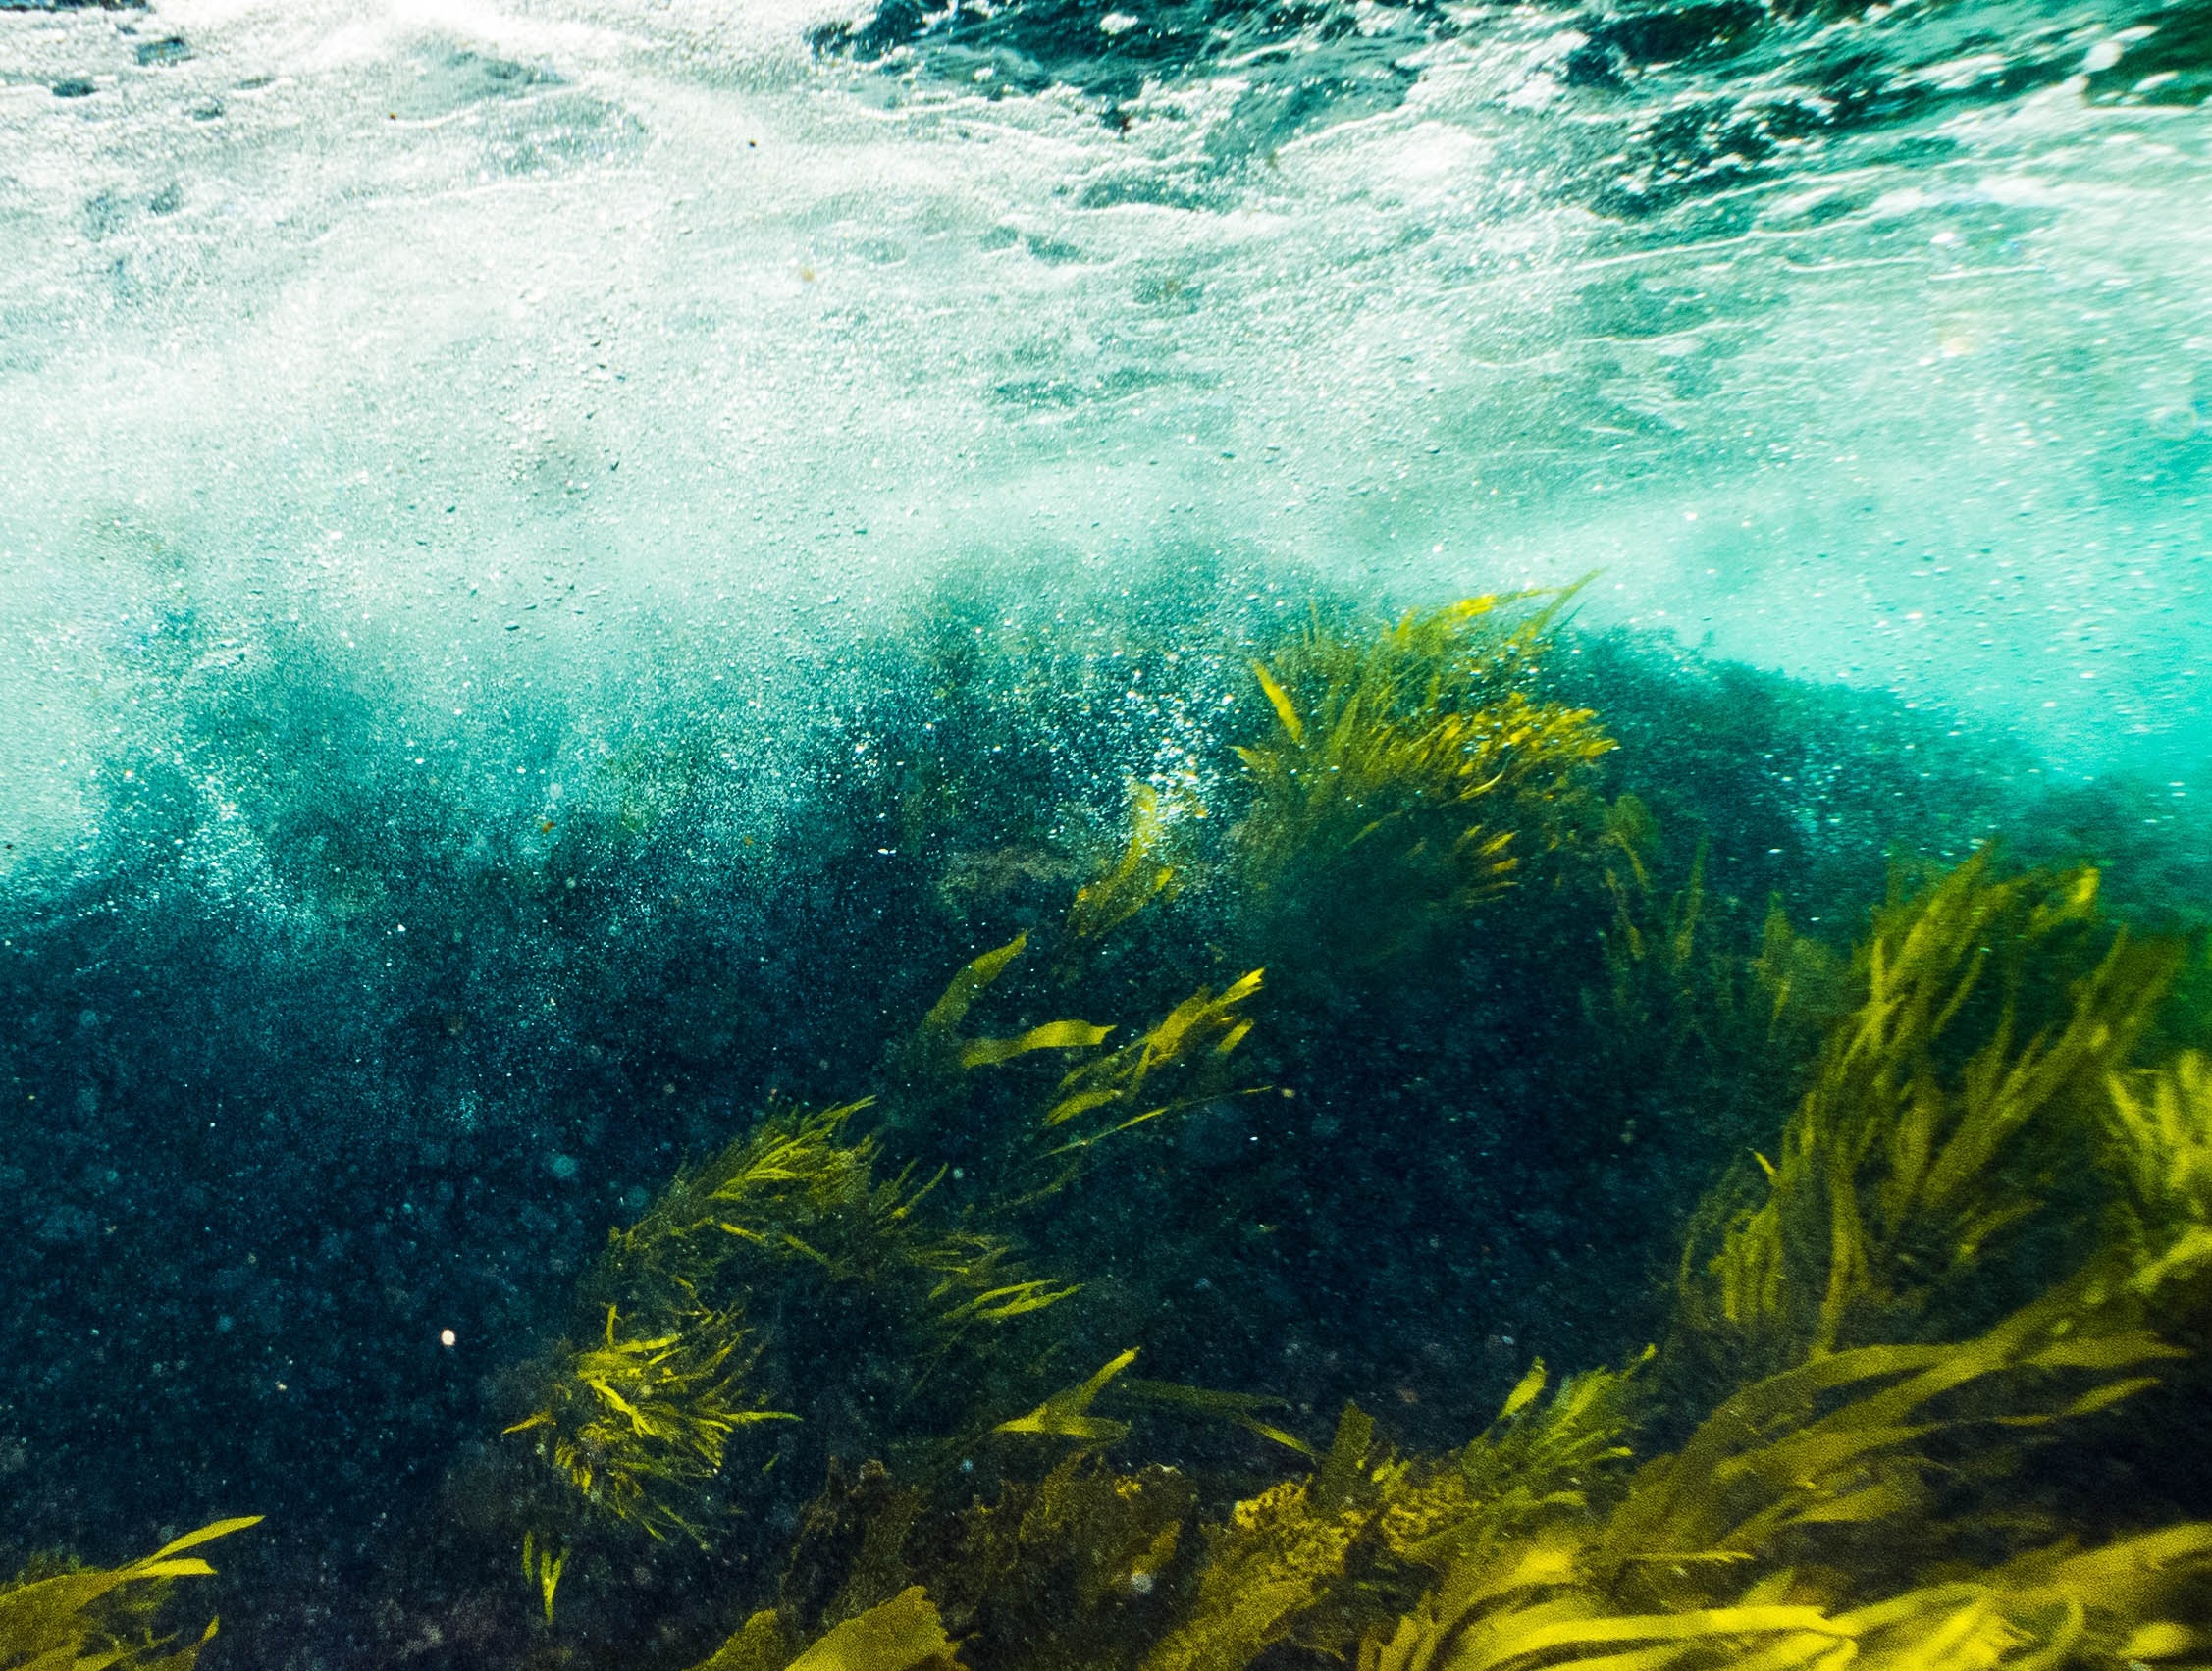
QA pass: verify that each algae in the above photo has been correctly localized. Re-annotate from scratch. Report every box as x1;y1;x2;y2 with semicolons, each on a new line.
1228;593;1615;964
444;601;2212;1671
0;1518;259;1671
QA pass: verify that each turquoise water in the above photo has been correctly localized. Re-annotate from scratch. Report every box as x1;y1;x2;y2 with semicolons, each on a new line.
2;0;2209;1665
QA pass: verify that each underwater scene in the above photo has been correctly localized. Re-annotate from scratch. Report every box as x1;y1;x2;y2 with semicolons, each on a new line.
3;0;2212;1666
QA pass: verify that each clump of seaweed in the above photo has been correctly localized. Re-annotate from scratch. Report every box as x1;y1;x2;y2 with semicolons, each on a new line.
505;1098;1080;1545
1090;848;2212;1671
1394;864;2212;1671
1031;972;1264;1171
598;1099;1073;1336
2102;1049;2212;1304
486;606;2212;1671
1589;797;1849;1130
1062;783;1199;956
1343;1266;2212;1671
1678;851;2180;1374
504;1301;789;1543
0;1517;260;1671
500;883;1270;1575
1132;1360;1647;1671
1229;593;1615;961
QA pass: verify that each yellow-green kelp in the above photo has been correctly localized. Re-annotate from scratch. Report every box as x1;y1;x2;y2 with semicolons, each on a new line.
0;1516;260;1671
1229;593;1614;962
653;847;2212;1671
484;594;2212;1671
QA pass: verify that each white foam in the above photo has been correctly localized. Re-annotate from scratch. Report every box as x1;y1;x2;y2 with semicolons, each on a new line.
2;0;2207;862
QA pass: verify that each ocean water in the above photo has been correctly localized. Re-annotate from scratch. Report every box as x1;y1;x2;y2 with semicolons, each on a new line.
2;0;2209;1665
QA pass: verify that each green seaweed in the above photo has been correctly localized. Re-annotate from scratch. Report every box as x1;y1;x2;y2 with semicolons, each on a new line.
1062;783;1196;954
473;620;2212;1671
1589;797;1849;1152
505;1096;1080;1546
1127;847;2212;1671
0;1517;260;1671
1229;593;1615;963
504;1301;792;1542
996;1351;1313;1457
1677;852;2180;1372
1036;972;1265;1164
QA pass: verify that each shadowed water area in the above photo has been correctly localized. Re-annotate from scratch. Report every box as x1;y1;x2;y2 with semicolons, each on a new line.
2;0;2210;1668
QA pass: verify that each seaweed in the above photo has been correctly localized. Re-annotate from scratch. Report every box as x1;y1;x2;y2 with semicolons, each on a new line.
1135;847;2212;1671
504;1301;792;1542
929;1455;1195;1671
1592;798;1848;1100
1034;972;1265;1167
1229;594;1615;964
1380;1357;1646;1570
916;936;1116;1074
503;1097;1080;1548
2099;1049;2212;1315
997;1351;1312;1456
1352;852;2211;1671
1349;1275;2212;1671
1131;1360;1647;1671
596;1099;1068;1332
1676;852;2180;1374
521;1529;568;1624
1062;784;1197;955
460;623;2212;1671
0;1518;260;1671
998;1350;1145;1446
1137;1407;1386;1671
686;1588;964;1671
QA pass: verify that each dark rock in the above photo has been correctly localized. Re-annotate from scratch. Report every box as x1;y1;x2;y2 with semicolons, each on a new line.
50;78;95;98
34;1203;99;1245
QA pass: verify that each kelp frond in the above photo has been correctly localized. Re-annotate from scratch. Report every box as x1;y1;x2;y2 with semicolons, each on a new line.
1144;848;2212;1671
1680;852;2180;1370
998;1349;1141;1444
1603;1286;2182;1588
916;935;1117;1071
1039;971;1264;1155
913;934;1264;1173
521;1530;567;1624
1118;1378;1317;1458
1064;782;1196;950
686;1587;965;1671
994;1349;1314;1456
2101;1050;2212;1305
1128;1360;1640;1671
504;1302;795;1541
1232;594;1613;941
791;1588;963;1671
0;1516;260;1671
